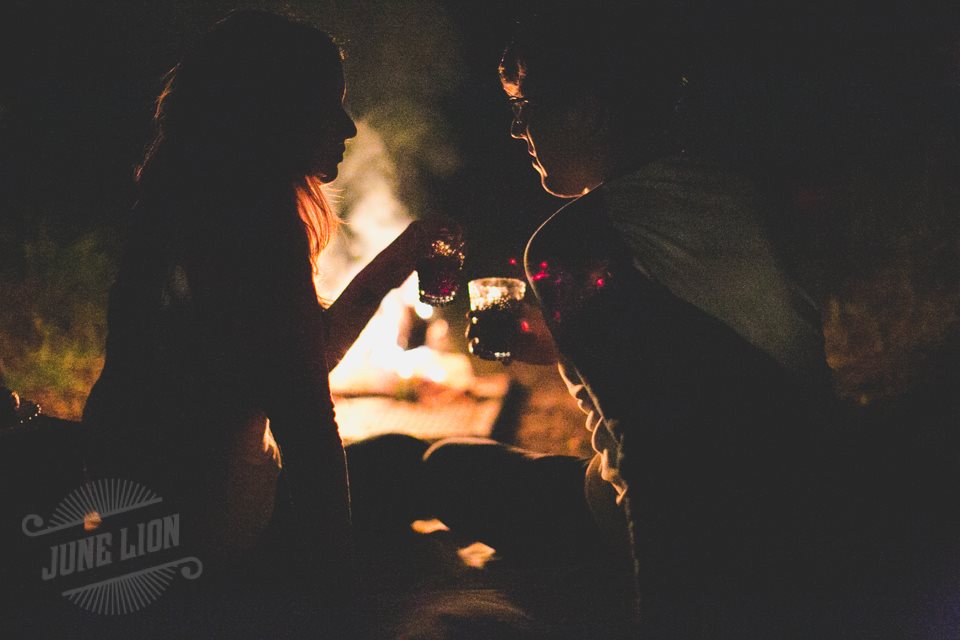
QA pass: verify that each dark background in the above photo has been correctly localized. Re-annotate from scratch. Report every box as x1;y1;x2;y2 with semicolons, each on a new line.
1;0;959;416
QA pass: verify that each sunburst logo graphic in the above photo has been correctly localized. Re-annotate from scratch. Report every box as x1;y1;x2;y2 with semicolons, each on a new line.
22;478;162;537
21;478;203;615
59;556;203;615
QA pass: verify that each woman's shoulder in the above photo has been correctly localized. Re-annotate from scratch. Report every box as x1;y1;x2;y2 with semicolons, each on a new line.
138;190;304;254
122;192;313;306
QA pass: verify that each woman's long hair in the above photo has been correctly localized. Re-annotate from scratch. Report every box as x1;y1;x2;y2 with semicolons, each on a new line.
135;10;342;266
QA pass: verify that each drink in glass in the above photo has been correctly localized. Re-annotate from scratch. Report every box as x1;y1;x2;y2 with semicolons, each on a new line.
417;236;465;306
467;277;526;363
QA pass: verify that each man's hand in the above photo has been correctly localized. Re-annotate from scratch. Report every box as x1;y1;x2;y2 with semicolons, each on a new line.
514;301;560;364
464;300;559;366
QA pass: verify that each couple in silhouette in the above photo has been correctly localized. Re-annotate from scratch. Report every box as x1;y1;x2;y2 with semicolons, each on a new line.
80;6;957;639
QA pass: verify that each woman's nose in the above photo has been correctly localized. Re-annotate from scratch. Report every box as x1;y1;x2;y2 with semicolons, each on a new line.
342;110;358;140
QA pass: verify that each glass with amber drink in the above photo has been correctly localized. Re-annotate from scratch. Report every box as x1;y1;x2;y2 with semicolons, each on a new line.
417;233;466;306
466;277;527;363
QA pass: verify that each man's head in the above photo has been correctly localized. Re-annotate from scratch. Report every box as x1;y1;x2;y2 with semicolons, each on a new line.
499;3;685;197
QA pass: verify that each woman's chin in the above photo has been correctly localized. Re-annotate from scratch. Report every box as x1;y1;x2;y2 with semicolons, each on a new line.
311;166;339;182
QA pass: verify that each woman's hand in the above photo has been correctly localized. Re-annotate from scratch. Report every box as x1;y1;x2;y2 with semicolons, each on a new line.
398;217;464;265
324;216;463;369
464;300;559;366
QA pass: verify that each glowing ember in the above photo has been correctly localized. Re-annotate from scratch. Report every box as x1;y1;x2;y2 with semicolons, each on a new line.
457;541;497;569
83;511;102;532
411;519;450;534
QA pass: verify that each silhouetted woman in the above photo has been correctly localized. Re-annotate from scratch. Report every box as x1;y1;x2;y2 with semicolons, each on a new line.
81;10;445;630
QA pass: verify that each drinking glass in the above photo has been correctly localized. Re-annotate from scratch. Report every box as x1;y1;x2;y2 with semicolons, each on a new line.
417;235;466;306
466;277;526;363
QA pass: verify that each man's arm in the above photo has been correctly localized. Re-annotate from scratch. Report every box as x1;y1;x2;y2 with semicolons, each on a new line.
570;271;810;636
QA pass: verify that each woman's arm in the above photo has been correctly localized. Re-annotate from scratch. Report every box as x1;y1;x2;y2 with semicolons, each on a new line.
226;218;354;587
323;219;459;369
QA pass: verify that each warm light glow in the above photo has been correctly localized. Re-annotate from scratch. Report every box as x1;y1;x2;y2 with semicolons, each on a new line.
314;120;477;415
83;511;102;532
318;124;423;381
467;278;526;312
411;519;450;534
457;542;497;569
414;301;434;320
397;361;415;380
428;238;462;259
314;120;409;303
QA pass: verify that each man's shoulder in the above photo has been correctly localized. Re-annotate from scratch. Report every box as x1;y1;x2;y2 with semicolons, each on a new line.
523;189;611;280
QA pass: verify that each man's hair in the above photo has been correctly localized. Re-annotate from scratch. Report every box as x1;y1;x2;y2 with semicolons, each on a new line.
499;1;830;174
499;2;688;153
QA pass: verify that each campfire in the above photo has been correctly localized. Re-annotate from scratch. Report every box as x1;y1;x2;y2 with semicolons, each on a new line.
317;121;511;443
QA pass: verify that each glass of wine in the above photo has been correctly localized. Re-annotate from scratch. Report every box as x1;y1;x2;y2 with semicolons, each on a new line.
417;234;466;306
466;277;527;363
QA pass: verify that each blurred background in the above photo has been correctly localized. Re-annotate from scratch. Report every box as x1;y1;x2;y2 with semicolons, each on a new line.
1;0;958;448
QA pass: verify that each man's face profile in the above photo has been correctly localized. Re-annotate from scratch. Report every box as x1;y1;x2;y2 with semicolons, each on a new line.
502;73;606;199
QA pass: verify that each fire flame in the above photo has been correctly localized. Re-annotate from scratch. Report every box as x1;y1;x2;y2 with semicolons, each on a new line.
317;120;474;398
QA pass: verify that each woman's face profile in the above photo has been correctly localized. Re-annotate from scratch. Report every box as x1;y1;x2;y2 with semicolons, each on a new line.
300;64;357;182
